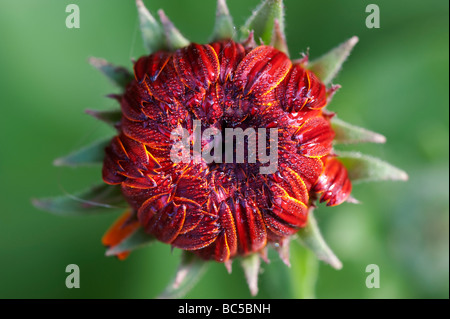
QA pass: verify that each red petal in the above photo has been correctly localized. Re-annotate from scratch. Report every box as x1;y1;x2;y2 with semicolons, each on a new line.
172;214;220;250
294;116;335;157
210;40;246;83
144;57;185;104
121;117;172;149
269;184;308;228
231;197;267;255
134;51;171;83
173;43;220;92
175;168;210;207
102;211;140;260
121;83;150;122
305;71;327;109
218;201;237;257
279;153;323;190
234;46;292;97
279;64;327;112
146;202;186;243
313;157;352;206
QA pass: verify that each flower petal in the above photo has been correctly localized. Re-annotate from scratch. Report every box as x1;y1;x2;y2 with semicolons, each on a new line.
210;40;246;83
294;116;335;157
234;45;291;97
102;211;141;260
313;157;352;206
173;43;220;92
278;64;327;112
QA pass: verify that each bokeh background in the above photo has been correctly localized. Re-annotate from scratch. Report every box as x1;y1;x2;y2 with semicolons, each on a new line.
0;0;448;299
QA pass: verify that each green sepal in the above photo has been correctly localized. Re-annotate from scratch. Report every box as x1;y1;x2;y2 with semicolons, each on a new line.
336;151;409;183
211;0;235;41
85;109;121;127
158;251;209;299
158;9;190;51
89;57;133;89
53;137;111;167
297;211;343;270
240;253;261;296
241;0;285;46
32;184;126;216
136;0;166;53
105;227;155;256
308;36;359;85
331;117;386;144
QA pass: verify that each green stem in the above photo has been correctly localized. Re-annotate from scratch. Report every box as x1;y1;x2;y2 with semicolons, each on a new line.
289;240;319;299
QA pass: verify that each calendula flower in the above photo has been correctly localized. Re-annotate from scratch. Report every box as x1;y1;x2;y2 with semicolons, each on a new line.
34;0;407;297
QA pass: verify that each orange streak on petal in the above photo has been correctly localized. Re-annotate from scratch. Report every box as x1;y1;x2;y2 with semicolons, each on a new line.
102;211;140;260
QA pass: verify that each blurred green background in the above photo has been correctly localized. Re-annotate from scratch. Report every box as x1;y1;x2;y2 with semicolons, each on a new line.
0;0;448;299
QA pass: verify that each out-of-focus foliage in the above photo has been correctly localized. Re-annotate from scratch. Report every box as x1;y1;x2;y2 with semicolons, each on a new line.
0;0;447;298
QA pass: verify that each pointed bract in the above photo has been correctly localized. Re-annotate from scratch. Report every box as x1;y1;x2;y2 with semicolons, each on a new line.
158;9;190;51
332;117;386;144
308;36;359;85
336;151;409;183
242;30;257;50
259;246;270;263
32;184;126;216
53;137;111;167
158;252;209;299
240;254;261;296
274;237;291;267
224;260;233;274
271;19;289;56
211;0;235;41
89;57;133;89
136;0;166;53
86;109;122;127
106;227;155;256
298;212;343;270
241;0;285;46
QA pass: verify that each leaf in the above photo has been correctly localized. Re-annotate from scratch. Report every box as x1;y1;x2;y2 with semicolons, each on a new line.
241;0;285;45
85;109;121;127
136;0;165;53
88;57;133;89
308;36;359;85
105;227;155;256
336;151;409;183
32;184;126;216
297;211;342;270
211;0;235;41
53;137;111;167
158;251;209;299
240;253;261;296
331;117;386;144
158;9;190;51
